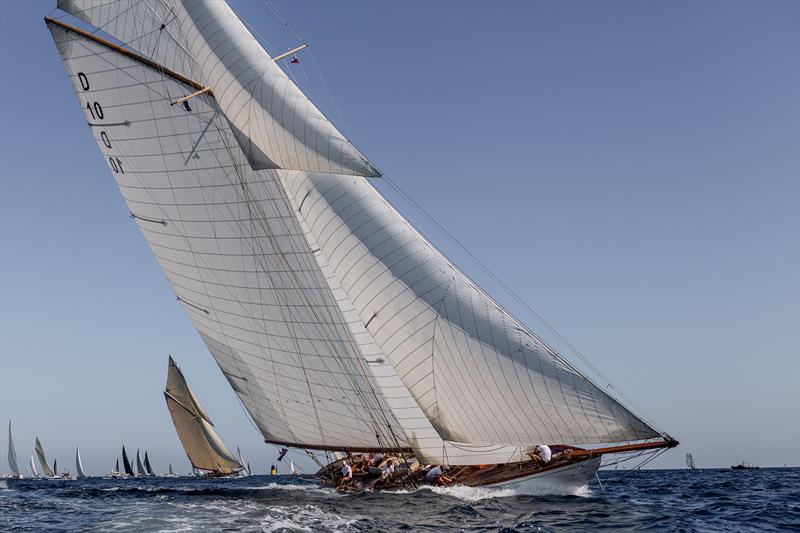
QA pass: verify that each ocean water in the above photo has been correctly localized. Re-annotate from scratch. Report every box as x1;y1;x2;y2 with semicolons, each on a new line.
1;469;797;532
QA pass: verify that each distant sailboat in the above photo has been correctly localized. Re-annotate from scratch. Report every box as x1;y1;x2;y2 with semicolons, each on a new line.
35;438;55;478
46;0;678;493
685;453;696;470
7;422;20;479
164;463;178;478
163;356;243;477
236;447;249;477
290;460;300;476
52;458;57;478
75;447;86;479
30;455;39;478
121;446;135;477
110;457;121;478
135;450;147;477
144;452;155;476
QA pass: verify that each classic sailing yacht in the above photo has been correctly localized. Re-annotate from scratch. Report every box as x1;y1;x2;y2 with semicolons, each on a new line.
35;437;56;479
121;446;135;477
75;447;86;479
7;423;20;479
46;0;676;493
164;356;243;477
144;451;156;476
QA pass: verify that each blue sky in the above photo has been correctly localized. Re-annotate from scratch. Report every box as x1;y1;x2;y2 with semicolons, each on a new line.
1;0;798;475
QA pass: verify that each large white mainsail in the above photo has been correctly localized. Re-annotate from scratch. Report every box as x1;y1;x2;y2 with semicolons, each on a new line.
58;0;379;177
47;0;671;470
75;447;86;479
7;422;20;478
47;18;406;453
164;356;242;475
35;437;55;478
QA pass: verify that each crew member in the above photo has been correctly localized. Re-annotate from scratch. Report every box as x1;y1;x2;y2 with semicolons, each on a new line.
530;444;552;466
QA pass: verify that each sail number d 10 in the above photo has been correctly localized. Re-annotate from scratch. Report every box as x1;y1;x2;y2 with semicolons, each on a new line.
78;71;124;175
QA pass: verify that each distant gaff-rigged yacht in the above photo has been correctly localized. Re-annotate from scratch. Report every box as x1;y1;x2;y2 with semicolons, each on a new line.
46;0;676;493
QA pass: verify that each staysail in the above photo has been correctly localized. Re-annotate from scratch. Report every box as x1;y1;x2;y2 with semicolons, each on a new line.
75;447;86;479
164;356;242;475
47;0;667;467
114;458;119;473
7;422;20;478
121;446;135;476
35;437;55;478
144;451;155;476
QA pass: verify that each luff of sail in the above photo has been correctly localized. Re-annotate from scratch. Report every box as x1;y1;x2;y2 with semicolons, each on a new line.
46;1;673;468
121;447;135;477
164;357;242;475
7;422;20;478
75;447;86;479
58;0;379;177
35;437;55;478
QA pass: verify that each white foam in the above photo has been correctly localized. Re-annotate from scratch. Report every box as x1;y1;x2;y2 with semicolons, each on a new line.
261;504;366;533
429;484;518;501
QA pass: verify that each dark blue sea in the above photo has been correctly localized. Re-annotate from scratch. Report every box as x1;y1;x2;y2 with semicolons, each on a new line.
1;469;798;532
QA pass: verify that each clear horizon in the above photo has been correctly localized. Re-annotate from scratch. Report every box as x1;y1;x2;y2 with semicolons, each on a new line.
1;0;798;475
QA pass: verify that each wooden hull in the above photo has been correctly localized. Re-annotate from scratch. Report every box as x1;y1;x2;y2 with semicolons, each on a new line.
489;457;601;495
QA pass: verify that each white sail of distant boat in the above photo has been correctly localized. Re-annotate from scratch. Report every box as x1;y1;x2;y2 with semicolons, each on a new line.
35;438;55;478
163;357;242;476
289;460;299;476
144;451;155;476
75;447;86;479
29;455;39;478
236;447;249;477
686;453;697;470
47;0;676;492
135;450;146;477
7;422;20;478
168;463;174;475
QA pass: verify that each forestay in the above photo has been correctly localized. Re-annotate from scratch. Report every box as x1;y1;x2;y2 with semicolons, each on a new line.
48;19;405;452
58;0;379;177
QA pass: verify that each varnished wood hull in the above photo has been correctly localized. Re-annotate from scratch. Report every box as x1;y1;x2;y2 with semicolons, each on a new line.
488;457;601;495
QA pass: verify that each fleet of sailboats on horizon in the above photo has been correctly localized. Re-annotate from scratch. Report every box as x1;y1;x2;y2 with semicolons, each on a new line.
12;0;678;491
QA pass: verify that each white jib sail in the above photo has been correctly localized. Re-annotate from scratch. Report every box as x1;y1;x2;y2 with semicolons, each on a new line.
7;422;20;477
35;437;55;478
58;0;379;177
75;447;86;479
